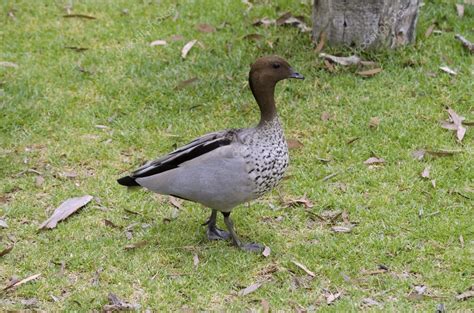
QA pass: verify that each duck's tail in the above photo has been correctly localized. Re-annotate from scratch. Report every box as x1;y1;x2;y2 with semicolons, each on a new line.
117;175;140;187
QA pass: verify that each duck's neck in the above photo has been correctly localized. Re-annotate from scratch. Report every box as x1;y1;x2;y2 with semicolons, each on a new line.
249;75;277;128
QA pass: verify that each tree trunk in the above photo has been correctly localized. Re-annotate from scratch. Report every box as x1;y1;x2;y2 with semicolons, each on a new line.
312;0;420;49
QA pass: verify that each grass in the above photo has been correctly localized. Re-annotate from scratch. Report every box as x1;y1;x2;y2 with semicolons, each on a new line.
1;0;473;311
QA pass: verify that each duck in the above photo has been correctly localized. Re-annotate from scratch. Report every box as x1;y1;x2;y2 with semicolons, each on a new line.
118;56;304;251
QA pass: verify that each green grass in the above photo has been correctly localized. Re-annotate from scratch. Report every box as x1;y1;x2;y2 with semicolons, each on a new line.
1;0;473;311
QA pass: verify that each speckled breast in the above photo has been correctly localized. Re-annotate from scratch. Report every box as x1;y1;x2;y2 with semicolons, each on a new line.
242;119;289;197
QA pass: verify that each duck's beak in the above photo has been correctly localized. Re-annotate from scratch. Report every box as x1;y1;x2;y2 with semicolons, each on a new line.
289;68;304;79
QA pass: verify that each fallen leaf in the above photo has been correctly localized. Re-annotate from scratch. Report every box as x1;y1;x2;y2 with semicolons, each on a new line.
63;14;96;19
175;77;199;90
324;290;342;305
315;31;326;53
364;157;385;165
261;299;270;313
357;68;383;77
0;61;19;68
331;225;353;233
181;40;197;59
169;34;184;41
444;107;467;142
291;260;315;277
284;196;313;208
455;4;464;17
276;13;311;32
39;195;93;230
0;245;13;257
369;117;380;128
104;219;121;229
421;166;430;179
408;285;427;300
321;111;331;121
0;219;8;228
169;196;183;209
196;23;215;33
20;298;38;307
243;33;264;41
253;17;275;27
320;53;361;66
439;66;457;75
425;24;436;38
61;171;78;179
455;34;474;54
287;138;304;149
262;246;271;257
361;297;381;307
103;293;140;311
459;234;464;248
456;286;474;301
150;40;167;46
3;273;41;291
35;176;45;187
324;59;335;72
193;254;199;268
124;240;147;250
238;282;262;296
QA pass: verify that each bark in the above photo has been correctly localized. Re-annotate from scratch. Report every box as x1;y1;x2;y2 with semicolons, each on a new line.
312;0;420;49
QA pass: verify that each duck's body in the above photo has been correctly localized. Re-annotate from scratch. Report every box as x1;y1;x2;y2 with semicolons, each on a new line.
118;56;303;251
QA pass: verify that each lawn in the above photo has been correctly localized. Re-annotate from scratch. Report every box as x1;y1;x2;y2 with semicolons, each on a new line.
1;0;473;311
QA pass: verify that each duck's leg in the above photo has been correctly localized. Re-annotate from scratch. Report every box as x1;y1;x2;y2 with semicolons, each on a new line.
204;209;230;240
222;212;264;252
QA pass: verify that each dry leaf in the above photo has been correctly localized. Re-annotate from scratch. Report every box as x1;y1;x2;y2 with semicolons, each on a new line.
324;59;335;72
357;68;383;77
459;234;464;248
321;111;331;121
455;34;474;54
169;196;183;209
0;245;13;257
3;273;41;291
284;196;313;208
196;23;216;33
253;17;275;27
361;298;381;307
287;138;304;149
170;34;184;41
63;14;96;19
262;246;271;257
324;290;342;305
181;40;197;59
0;219;8;228
425;24;436;38
369;117;380;128
261;299;270;313
124;240;147;250
238;282;262;296
35;176;45;187
276;13;311;32
104;219;121;229
243;34;264;41
408;285;427;300
39;195;93;230
439;66;457;75
175;77;199;90
150;40;167;46
456;286;474;301
331;225;353;233
364;157;385;165
193;254;199;268
320;53;361;66
103;293;140;311
315;31;326;53
291;260;315;277
421;166;430;179
62;171;78;179
456;4;464;17
0;61;19;68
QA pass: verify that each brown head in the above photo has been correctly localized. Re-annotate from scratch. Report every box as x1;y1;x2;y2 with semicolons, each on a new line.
249;56;304;125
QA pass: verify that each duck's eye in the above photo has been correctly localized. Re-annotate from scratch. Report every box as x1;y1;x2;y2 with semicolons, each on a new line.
272;63;281;69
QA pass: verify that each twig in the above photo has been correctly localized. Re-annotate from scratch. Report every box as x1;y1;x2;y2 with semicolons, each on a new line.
455;34;474;54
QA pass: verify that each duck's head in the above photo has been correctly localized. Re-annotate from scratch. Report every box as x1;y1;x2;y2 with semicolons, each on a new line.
249;56;304;85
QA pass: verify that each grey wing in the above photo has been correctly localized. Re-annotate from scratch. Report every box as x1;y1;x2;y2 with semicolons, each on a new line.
130;129;239;178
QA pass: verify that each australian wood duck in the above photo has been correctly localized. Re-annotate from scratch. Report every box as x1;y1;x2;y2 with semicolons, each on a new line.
118;56;304;251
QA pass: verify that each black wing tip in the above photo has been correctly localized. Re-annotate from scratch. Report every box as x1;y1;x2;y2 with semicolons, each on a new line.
117;176;140;187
